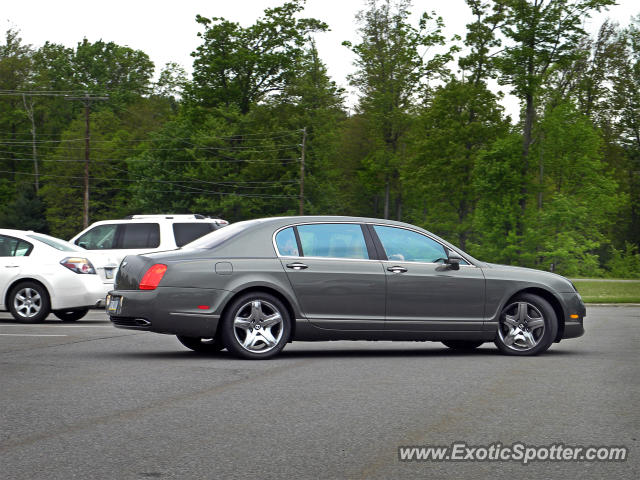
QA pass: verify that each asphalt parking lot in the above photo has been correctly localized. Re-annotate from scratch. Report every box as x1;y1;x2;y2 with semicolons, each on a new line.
1;306;638;480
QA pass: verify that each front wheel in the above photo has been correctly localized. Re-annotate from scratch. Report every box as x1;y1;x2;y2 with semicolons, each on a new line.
53;308;89;322
8;282;50;323
176;336;225;354
442;340;484;351
220;293;291;360
494;293;558;356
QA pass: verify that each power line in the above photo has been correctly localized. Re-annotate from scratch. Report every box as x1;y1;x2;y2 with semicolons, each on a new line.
2;170;296;199
0;155;301;164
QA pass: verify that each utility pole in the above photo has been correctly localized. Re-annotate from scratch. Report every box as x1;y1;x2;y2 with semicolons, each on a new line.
299;127;307;216
65;93;109;228
21;94;38;193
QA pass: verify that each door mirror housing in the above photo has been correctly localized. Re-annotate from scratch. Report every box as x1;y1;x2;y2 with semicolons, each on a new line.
446;251;462;270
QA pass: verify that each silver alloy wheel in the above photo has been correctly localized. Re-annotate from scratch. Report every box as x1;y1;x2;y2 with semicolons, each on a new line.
498;301;546;351
13;287;43;319
233;300;284;353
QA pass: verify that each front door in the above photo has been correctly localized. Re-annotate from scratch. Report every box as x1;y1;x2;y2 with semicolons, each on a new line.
371;225;485;332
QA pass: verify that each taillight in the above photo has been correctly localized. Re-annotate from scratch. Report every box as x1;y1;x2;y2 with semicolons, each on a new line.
139;264;167;290
60;257;96;274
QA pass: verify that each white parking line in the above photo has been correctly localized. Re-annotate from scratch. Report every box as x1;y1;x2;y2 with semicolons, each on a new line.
0;324;112;328
0;334;68;337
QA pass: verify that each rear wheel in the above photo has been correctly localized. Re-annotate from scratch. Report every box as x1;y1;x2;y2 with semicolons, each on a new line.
8;282;50;323
53;308;89;322
442;340;484;351
176;336;225;353
220;292;291;360
494;293;558;356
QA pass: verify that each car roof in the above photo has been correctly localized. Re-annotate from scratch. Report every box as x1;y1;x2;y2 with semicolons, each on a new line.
0;228;34;237
179;215;480;265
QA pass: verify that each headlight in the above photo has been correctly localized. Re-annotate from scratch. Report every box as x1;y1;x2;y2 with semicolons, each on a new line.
60;257;96;274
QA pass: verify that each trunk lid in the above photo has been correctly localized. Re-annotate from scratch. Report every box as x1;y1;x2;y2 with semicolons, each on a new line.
114;255;155;290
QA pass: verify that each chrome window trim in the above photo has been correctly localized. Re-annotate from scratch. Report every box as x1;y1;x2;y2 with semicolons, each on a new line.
272;221;478;267
274;222;371;262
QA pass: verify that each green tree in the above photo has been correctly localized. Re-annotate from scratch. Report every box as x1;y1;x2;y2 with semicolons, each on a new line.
0;29;33;205
612;16;640;247
404;80;509;250
494;0;615;236
189;0;327;114
344;0;455;219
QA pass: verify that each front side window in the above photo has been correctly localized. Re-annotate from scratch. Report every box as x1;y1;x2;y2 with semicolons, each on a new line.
75;224;118;249
0;235;32;257
297;224;368;259
119;223;160;249
374;225;447;263
275;227;300;256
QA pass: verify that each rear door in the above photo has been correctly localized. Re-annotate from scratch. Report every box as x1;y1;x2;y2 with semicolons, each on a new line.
276;223;386;330
371;225;485;332
0;235;33;309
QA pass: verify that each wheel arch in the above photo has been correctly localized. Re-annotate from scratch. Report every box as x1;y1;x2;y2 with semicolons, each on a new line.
4;278;52;311
504;287;565;342
216;286;298;342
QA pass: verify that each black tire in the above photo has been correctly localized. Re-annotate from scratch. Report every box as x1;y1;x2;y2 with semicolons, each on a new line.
442;340;484;351
220;292;291;360
176;335;225;354
8;281;50;323
494;293;558;356
53;308;89;322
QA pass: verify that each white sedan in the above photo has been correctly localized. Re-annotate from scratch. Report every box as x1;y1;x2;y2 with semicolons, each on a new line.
0;229;117;323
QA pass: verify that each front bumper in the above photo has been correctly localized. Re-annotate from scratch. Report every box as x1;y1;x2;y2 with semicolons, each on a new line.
107;287;231;337
558;292;586;340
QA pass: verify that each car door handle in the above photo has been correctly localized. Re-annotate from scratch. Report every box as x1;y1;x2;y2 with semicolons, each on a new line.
387;266;407;273
4;265;19;268
286;262;308;270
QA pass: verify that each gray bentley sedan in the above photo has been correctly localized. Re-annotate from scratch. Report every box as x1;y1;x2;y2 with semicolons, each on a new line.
107;216;585;359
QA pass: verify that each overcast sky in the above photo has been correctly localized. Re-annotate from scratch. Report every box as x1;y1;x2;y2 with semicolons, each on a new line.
3;0;638;117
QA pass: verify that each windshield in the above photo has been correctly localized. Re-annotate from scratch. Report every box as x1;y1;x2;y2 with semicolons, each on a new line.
184;220;253;249
27;234;79;252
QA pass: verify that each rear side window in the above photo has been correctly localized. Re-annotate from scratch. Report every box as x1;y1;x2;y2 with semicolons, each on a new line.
275;227;299;256
0;235;32;257
27;234;76;251
296;224;369;259
75;224;118;249
120;223;160;249
173;223;215;247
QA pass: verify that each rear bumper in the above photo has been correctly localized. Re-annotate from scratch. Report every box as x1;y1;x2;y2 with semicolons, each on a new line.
51;273;110;310
107;287;230;337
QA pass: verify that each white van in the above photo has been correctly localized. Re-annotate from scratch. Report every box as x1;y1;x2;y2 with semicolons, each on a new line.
69;215;228;287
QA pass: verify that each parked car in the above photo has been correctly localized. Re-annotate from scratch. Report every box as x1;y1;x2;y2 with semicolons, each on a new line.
0;229;116;322
70;214;228;288
106;216;585;359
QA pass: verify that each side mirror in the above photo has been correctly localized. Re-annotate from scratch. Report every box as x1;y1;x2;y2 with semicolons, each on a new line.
446;251;462;270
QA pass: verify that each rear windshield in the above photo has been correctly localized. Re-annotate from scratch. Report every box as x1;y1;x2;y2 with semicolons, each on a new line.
27;234;77;252
184;221;251;250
